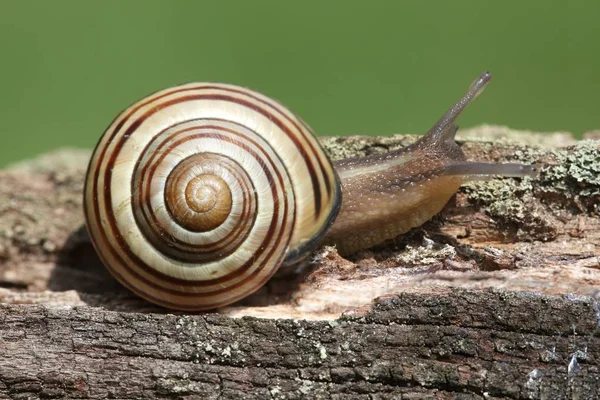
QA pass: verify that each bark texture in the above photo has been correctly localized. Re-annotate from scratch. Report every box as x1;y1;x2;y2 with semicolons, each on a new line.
1;290;598;399
0;125;599;399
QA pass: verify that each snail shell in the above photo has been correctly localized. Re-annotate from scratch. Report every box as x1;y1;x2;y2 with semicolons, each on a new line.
84;83;341;310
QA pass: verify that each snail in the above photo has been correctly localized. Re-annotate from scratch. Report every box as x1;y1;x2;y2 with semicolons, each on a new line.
84;72;537;310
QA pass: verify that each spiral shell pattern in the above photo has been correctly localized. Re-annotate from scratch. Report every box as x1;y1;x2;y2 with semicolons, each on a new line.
84;83;341;310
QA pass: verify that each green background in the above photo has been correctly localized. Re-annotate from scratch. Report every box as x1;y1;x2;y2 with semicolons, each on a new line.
1;0;598;166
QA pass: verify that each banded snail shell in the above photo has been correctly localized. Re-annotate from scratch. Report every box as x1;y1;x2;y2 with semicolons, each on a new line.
84;83;341;310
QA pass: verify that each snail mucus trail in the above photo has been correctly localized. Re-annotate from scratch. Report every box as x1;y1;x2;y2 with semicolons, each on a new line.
84;71;537;311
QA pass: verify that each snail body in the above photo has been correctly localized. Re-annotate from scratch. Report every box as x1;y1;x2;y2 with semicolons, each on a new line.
84;72;536;310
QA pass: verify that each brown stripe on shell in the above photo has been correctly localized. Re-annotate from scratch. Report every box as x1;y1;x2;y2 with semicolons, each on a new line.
135;130;268;262
98;91;312;263
294;113;334;203
105;253;284;310
135;120;299;258
89;150;289;300
143;152;255;260
100;122;290;289
135;125;257;253
96;84;334;226
166;85;335;211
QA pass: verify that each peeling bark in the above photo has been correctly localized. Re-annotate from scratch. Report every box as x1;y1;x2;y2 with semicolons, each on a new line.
0;126;599;399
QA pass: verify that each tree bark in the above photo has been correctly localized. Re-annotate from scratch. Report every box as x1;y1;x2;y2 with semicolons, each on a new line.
0;125;599;399
1;290;598;399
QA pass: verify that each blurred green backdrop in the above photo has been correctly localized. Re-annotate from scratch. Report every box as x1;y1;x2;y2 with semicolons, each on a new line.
0;0;598;166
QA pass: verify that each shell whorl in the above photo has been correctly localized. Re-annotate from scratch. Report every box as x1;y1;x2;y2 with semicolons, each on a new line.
84;83;341;310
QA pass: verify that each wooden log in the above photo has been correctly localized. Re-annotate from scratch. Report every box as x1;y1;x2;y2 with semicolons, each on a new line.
0;290;598;399
0;125;599;399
